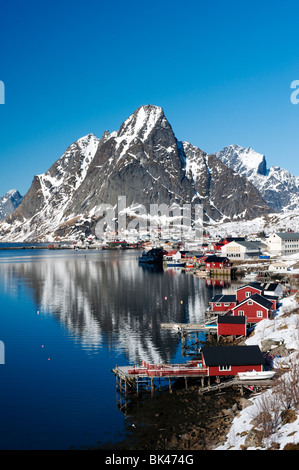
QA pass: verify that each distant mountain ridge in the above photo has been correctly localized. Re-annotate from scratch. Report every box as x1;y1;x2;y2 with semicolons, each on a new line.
214;144;299;213
0;105;273;242
0;189;22;221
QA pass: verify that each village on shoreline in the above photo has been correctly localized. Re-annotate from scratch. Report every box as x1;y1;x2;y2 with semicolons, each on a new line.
106;229;299;451
2;229;299;450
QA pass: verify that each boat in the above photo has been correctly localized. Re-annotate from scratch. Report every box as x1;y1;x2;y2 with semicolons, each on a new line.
237;370;276;380
167;261;185;267
138;248;164;265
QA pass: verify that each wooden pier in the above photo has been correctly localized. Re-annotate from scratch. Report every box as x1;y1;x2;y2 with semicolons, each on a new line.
160;321;218;355
112;364;274;414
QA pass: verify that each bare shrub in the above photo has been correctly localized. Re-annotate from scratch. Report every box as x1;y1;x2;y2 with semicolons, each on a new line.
251;392;281;438
274;354;299;410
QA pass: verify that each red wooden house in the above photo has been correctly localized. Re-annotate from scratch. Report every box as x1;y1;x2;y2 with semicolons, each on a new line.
201;345;264;377
217;316;247;337
230;293;273;323
205;256;231;269
209;294;237;312
236;282;264;303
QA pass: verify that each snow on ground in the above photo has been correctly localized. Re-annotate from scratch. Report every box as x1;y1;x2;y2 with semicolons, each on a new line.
206;210;299;239
216;294;299;450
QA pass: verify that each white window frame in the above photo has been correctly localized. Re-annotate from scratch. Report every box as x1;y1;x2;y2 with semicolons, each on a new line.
238;310;245;316
257;310;263;317
219;365;231;371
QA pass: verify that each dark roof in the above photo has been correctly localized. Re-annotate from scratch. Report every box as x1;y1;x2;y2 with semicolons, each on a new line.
237;282;263;291
218;316;246;324
260;282;280;292
275;232;299;240
235;293;273;310
223;237;246;242
264;295;278;302
201;345;264;367
205;256;229;262
211;294;237;303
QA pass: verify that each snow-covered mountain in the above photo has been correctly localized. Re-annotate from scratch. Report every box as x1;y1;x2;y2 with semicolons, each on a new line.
0;189;22;221
0;105;271;242
214;144;299;212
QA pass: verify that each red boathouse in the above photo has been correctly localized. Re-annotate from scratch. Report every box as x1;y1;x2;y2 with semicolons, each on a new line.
201;345;264;377
217;315;247;337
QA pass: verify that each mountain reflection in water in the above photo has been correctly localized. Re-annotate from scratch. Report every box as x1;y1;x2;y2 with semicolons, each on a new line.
0;249;220;364
0;248;227;450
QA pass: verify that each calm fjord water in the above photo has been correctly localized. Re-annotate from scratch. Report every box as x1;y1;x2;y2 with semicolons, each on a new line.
0;248;221;450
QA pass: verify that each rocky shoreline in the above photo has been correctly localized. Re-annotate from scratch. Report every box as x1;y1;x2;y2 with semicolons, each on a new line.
96;380;254;451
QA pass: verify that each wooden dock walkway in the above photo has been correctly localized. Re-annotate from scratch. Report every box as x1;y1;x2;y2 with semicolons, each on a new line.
111;363;274;414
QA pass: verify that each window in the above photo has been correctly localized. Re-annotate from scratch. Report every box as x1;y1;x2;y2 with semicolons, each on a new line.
224;303;230;307
219;365;231;371
248;300;253;305
245;292;251;297
216;303;221;306
257;311;263;317
238;310;245;316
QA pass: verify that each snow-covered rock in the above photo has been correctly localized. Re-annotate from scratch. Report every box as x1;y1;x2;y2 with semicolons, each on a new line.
0;105;271;242
215;144;299;212
0;189;22;221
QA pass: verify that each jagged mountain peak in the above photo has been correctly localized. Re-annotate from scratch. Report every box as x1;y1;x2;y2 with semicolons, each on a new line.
116;105;169;146
215;143;299;212
215;144;267;177
0;106;272;242
0;188;23;221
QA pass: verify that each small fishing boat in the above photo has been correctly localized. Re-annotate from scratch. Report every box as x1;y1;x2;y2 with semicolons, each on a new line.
167;261;185;267
237;370;276;380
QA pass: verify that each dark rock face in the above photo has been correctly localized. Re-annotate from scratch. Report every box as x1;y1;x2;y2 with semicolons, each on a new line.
182;142;271;221
0;105;271;241
0;189;23;221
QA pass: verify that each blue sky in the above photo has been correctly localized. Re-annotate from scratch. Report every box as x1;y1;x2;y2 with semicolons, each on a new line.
0;0;299;197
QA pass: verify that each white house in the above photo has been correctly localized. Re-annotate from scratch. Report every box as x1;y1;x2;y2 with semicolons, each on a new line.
260;282;283;298
266;232;299;256
269;262;290;273
221;240;263;260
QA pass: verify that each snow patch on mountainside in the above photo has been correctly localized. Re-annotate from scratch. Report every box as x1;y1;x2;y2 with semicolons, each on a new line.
114;105;165;158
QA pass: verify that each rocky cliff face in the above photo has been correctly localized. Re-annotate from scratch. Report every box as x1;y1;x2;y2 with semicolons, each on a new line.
0;189;22;221
0;105;271;242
